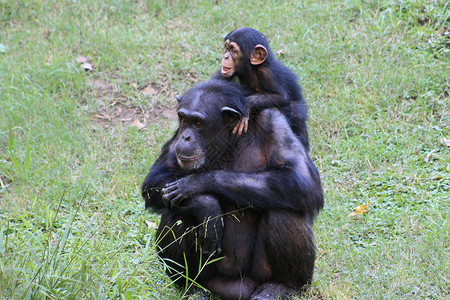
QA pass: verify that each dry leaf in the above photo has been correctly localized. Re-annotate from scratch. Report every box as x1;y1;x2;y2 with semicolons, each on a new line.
142;85;156;96
424;149;436;162
94;113;112;121
81;62;93;71
76;55;88;63
145;220;157;229
441;137;450;147
349;202;373;216
131;119;145;130
276;50;285;56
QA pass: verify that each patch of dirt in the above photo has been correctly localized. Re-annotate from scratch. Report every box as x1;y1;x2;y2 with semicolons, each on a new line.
91;101;177;130
148;101;178;121
87;76;120;100
86;76;178;130
89;78;114;98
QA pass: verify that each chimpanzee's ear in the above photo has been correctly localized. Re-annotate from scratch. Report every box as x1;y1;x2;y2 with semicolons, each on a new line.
175;95;182;102
221;106;242;125
250;44;268;65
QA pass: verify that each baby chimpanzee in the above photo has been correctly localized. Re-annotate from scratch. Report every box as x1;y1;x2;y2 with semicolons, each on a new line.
213;27;310;151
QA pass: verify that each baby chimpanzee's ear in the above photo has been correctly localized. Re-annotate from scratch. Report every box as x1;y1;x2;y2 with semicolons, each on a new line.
250;44;268;65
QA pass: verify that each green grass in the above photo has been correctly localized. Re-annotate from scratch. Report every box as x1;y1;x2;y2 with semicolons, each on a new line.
0;0;448;299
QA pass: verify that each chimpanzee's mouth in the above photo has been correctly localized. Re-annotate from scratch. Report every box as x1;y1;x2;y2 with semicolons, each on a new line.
177;154;205;170
177;154;204;164
178;154;200;161
221;66;232;75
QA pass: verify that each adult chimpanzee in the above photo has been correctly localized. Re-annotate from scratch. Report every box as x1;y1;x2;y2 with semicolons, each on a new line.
213;27;310;151
141;80;323;299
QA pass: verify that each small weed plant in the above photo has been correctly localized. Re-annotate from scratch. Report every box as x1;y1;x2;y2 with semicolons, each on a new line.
0;0;448;299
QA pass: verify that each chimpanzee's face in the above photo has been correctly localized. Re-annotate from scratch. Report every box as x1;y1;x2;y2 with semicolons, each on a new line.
221;28;269;80
221;39;244;78
174;84;243;171
174;107;208;170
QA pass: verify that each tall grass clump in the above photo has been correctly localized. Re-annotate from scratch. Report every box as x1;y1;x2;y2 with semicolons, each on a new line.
0;0;448;298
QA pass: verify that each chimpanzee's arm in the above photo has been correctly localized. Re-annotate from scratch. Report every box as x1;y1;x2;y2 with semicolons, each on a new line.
163;110;323;215
246;93;290;113
163;165;321;215
245;66;292;113
141;137;183;212
212;69;290;115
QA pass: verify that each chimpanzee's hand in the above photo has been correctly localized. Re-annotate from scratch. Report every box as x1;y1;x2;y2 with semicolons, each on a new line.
162;175;200;209
232;116;249;135
162;177;189;208
200;230;223;256
198;215;223;256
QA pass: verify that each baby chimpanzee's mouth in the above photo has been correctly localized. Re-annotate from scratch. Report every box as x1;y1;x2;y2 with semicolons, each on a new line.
221;65;232;73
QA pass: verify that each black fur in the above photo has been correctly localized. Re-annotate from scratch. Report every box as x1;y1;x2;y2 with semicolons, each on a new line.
141;80;323;299
213;27;310;151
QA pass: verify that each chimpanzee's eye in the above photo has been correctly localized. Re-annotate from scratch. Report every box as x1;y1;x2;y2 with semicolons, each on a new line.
180;118;187;126
194;121;202;128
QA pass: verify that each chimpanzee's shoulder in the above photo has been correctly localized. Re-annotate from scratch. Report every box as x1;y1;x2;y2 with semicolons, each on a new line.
256;109;291;134
255;109;307;156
